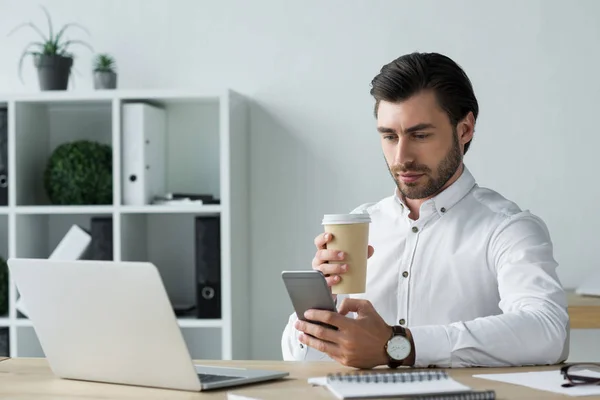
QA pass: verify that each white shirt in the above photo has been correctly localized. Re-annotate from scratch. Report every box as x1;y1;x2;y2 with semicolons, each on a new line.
281;166;569;367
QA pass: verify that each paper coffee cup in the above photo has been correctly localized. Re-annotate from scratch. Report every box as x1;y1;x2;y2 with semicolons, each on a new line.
322;213;371;294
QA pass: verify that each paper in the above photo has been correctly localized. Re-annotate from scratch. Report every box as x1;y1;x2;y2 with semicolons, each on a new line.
308;376;328;386
473;369;600;396
227;394;261;400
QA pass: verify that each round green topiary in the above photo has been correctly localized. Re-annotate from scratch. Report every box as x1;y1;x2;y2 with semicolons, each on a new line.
0;256;7;316
44;140;113;205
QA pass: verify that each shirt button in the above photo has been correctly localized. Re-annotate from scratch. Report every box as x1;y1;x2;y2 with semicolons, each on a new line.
411;226;418;233
399;319;406;325
440;207;446;213
402;271;409;278
299;343;304;349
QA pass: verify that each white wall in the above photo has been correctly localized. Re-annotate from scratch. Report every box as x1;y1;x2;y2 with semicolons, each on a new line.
1;0;599;360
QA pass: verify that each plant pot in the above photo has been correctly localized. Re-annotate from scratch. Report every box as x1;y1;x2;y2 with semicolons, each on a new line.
94;71;117;90
33;54;73;91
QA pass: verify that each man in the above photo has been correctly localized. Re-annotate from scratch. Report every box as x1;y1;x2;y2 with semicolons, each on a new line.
281;52;569;369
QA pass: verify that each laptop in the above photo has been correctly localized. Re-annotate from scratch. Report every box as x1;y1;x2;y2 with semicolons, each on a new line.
7;258;288;392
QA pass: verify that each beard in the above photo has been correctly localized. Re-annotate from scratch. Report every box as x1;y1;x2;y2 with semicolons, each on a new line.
388;130;462;200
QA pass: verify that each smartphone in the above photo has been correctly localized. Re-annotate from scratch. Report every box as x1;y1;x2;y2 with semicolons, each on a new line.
281;270;338;331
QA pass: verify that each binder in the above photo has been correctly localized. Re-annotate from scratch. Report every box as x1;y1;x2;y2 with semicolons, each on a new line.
0;327;8;356
0;107;8;206
89;217;113;260
195;216;221;319
121;103;166;206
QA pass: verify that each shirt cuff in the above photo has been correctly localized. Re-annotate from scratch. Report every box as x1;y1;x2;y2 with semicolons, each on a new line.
292;322;309;358
409;325;452;367
282;313;309;360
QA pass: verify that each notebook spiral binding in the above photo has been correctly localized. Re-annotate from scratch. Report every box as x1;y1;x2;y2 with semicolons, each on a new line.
408;391;496;400
325;371;496;400
326;370;450;383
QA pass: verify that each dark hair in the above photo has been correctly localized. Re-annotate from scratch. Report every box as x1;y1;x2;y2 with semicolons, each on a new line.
370;52;479;154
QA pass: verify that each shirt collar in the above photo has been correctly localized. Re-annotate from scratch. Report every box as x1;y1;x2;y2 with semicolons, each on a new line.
393;165;476;217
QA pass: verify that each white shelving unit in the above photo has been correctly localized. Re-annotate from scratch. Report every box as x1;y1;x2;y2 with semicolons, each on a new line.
0;89;250;361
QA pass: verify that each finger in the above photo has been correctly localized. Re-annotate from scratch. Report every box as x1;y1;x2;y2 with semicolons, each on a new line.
303;309;348;329
298;331;340;357
367;245;375;259
324;274;341;287
314;232;334;249
294;320;338;342
338;298;373;316
309;264;341;287
315;263;348;276
316;249;346;263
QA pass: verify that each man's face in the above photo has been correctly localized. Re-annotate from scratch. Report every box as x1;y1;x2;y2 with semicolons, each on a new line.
377;91;465;200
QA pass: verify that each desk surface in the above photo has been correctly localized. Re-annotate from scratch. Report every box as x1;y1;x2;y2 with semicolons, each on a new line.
0;358;597;399
567;291;600;329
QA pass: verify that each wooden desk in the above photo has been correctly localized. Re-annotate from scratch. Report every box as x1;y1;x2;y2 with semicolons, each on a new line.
0;358;597;399
567;290;600;329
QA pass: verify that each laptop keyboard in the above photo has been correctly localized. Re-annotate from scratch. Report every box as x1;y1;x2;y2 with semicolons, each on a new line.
198;373;243;384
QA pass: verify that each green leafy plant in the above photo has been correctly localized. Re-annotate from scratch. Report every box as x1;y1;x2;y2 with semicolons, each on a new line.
44;140;112;205
93;53;116;73
8;5;93;82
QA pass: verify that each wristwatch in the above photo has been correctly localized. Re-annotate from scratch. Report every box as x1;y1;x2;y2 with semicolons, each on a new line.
384;325;412;368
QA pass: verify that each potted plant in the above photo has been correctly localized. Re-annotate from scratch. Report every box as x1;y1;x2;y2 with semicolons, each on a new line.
93;53;117;90
44;140;113;205
8;5;93;91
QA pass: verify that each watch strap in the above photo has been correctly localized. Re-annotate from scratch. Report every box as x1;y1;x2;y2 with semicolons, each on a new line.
392;325;406;337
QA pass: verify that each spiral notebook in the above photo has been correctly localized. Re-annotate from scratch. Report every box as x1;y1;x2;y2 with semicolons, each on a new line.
308;370;496;399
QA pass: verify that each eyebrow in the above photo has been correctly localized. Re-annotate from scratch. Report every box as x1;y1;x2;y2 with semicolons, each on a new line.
377;123;436;135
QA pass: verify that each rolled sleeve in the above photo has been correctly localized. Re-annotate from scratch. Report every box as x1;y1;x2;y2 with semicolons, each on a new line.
409;325;452;367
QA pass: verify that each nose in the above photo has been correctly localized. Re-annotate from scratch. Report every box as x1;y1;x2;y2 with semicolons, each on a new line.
393;136;414;166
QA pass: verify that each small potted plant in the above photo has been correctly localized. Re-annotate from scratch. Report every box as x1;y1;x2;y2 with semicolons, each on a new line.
93;53;117;90
8;5;93;91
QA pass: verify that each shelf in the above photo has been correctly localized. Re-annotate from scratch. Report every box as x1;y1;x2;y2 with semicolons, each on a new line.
119;99;220;206
1;89;223;104
14;100;113;206
15;205;115;215
15;213;111;259
16;326;44;357
121;213;204;310
177;318;222;329
13;317;221;329
13;319;32;327
11;205;221;214
0;89;250;359
119;205;221;214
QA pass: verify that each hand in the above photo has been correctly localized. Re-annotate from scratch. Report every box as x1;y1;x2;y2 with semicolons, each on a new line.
294;298;392;369
312;233;375;291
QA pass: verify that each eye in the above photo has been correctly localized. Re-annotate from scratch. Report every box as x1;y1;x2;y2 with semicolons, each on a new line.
383;135;397;141
413;133;430;140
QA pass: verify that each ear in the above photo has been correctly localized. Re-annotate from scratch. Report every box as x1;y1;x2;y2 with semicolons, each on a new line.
458;111;475;146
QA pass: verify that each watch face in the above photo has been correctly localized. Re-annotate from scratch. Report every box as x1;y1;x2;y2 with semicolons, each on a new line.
387;335;411;360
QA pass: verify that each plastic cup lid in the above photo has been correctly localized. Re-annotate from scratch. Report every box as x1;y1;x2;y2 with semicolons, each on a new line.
322;213;371;225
